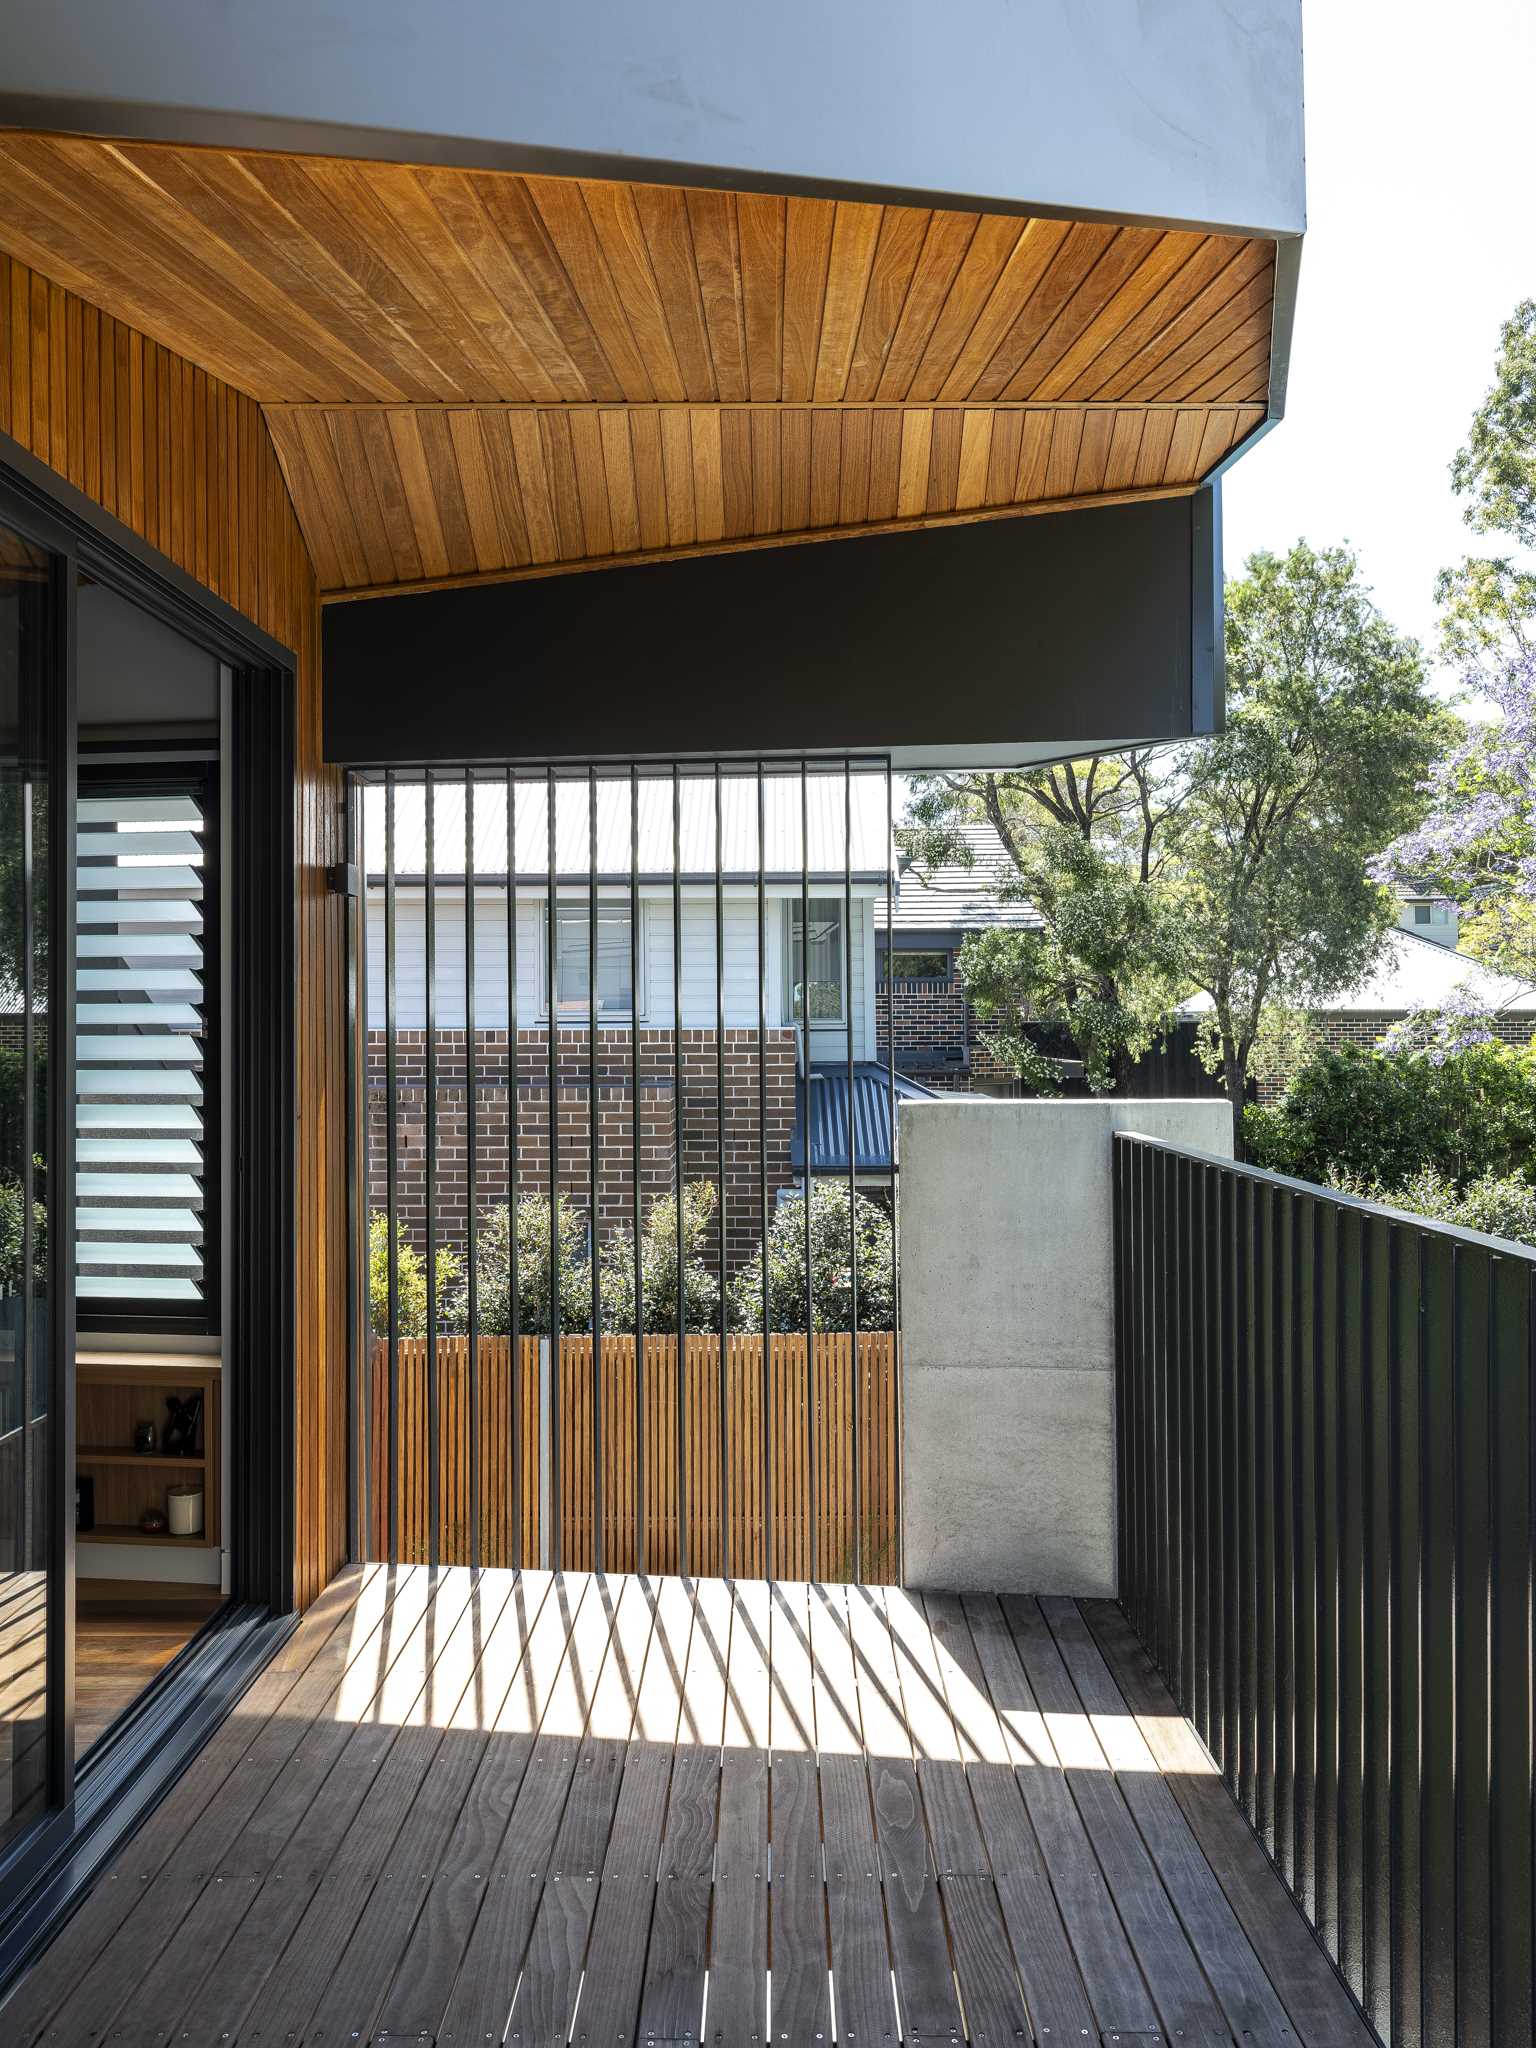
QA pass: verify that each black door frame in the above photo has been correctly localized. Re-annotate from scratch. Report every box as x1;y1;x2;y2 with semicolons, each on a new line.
0;431;299;1937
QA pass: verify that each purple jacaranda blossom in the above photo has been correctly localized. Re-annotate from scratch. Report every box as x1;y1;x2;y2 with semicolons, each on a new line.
1381;989;1500;1060
1371;646;1536;908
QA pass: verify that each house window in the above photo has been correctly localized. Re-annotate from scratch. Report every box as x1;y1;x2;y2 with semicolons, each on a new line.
785;898;846;1023
889;949;950;979
547;902;636;1017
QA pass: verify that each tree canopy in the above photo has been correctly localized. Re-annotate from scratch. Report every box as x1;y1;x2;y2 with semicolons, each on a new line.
903;543;1442;1146
1176;542;1445;1136
1376;298;1536;987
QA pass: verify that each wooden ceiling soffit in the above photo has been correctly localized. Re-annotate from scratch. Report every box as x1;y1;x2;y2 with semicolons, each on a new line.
0;132;1275;595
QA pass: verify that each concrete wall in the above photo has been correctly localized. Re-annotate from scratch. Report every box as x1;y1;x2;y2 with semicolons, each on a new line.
2;2;1305;237
898;1096;1233;1595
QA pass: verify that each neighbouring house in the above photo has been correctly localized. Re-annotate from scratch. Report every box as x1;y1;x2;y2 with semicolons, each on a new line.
1396;877;1461;947
363;773;913;1268
875;822;1042;1089
1180;925;1536;1098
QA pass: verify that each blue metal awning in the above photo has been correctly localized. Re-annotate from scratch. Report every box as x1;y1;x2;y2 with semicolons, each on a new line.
789;1062;937;1175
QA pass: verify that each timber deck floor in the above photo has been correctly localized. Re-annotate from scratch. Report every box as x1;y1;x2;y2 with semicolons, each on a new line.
3;1564;1374;2047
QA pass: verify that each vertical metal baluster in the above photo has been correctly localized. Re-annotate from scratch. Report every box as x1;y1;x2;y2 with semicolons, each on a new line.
757;763;771;1580
350;779;369;1563
385;770;400;1562
508;770;522;1569
20;753;32;1578
800;763;816;1579
547;766;561;1572
631;767;643;1574
845;761;859;1584
425;772;440;1566
885;760;899;1582
673;764;687;1576
589;766;602;1574
466;774;479;1569
715;763;728;1579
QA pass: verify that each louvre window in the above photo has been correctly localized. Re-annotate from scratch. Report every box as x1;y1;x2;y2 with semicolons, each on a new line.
76;778;215;1323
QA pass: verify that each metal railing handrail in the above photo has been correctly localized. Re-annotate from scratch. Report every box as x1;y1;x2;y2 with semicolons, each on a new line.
1112;1127;1536;1265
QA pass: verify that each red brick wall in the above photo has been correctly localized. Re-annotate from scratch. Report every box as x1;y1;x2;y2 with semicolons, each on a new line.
367;1028;798;1270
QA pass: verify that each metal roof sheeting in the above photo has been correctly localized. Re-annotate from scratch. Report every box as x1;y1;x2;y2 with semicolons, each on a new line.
789;1062;937;1174
1179;928;1536;1019
362;769;890;880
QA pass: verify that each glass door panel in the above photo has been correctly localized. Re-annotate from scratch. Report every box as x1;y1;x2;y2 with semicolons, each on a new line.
0;519;58;1851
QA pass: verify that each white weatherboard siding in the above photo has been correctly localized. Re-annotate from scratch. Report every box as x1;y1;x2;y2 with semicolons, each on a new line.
365;888;879;1058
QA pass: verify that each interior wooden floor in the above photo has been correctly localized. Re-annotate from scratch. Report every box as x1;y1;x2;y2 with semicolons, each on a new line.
5;1564;1373;2047
75;1588;225;1759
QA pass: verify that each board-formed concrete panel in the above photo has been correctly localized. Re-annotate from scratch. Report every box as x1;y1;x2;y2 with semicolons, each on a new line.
898;1096;1233;1594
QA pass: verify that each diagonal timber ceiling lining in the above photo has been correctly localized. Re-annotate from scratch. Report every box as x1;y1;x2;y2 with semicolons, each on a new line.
0;131;1274;597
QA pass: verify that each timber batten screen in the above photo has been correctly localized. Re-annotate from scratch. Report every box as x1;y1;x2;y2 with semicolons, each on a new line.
354;759;901;1581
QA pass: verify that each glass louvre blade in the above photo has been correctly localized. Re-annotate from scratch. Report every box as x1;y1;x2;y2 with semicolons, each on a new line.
77;785;210;1314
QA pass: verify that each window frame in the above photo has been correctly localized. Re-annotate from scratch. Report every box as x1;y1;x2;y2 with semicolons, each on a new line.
783;895;848;1027
76;757;221;1337
541;895;643;1023
888;948;951;979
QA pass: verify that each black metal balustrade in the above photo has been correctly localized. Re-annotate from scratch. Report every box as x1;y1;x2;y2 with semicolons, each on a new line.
1114;1132;1536;2048
347;758;902;1584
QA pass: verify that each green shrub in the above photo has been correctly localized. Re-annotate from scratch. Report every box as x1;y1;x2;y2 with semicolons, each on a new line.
0;1175;47;1298
440;1193;592;1337
1331;1166;1536;1250
367;1212;460;1337
1248;1039;1536;1191
598;1180;722;1335
728;1182;894;1333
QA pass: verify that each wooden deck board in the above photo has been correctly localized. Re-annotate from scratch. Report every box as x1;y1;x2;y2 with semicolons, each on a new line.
3;1568;1371;2048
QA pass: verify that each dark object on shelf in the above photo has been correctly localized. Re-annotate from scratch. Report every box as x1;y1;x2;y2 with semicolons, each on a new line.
133;1420;157;1455
163;1392;202;1457
76;1477;95;1533
139;1506;168;1536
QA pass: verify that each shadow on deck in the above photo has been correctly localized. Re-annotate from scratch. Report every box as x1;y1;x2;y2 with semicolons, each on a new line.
3;1564;1373;2046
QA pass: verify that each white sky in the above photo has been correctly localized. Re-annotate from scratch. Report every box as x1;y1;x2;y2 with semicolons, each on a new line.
1220;0;1536;674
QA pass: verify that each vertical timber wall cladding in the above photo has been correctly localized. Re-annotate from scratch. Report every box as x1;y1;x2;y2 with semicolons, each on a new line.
0;252;348;1611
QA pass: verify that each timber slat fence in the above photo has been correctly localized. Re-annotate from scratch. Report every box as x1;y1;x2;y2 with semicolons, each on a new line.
1115;1132;1536;2047
365;1332;899;1582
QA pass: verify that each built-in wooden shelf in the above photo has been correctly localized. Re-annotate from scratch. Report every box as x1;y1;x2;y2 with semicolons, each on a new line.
77;1446;207;1470
76;1358;220;1567
79;1522;215;1549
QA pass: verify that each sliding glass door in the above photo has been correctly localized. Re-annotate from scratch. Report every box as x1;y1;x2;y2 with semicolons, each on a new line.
0;515;65;1859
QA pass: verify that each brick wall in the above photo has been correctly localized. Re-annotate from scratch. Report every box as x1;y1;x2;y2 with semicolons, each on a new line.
876;968;1024;1091
1254;1011;1536;1102
367;1028;799;1271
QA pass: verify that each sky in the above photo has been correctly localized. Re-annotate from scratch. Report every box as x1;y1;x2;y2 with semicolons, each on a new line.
1220;0;1536;675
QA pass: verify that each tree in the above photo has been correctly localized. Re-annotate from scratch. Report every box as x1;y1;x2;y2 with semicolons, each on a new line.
1173;542;1444;1148
1376;303;1536;985
902;753;1188;1090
